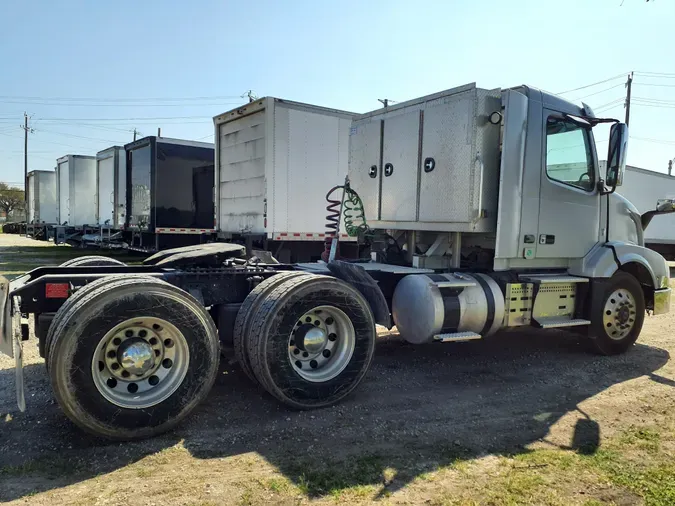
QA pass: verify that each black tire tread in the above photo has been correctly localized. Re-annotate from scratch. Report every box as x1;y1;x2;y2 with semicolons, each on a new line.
590;271;645;355
47;277;219;439
44;275;156;369
232;271;311;383
246;274;375;408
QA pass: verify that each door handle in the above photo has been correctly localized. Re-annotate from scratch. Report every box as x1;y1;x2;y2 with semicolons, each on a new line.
369;165;378;178
384;163;394;177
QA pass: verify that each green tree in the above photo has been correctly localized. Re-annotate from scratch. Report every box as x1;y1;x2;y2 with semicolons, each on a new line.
0;183;25;217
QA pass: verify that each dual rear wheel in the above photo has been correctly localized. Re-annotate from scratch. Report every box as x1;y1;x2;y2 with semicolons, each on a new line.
45;264;376;439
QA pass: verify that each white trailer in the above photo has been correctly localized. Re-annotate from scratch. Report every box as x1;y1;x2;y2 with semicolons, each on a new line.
56;155;97;227
616;165;675;258
214;97;356;262
96;146;126;229
27;170;57;224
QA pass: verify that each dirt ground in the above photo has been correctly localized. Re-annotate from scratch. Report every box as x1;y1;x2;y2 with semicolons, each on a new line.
1;234;674;505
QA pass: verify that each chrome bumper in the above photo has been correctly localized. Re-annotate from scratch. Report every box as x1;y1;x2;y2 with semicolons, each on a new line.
653;287;671;316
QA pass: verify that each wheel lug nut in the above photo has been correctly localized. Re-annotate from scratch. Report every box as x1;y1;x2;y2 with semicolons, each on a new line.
305;317;312;323
149;337;158;345
121;370;130;378
107;350;117;359
139;330;147;338
111;363;120;371
314;320;321;326
112;337;122;346
125;330;134;338
302;352;309;358
293;348;300;355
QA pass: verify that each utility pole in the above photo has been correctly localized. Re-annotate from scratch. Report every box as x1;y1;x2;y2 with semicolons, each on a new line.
157;127;161;137
20;112;33;208
378;98;389;108
624;72;633;126
133;128;138;141
242;90;257;103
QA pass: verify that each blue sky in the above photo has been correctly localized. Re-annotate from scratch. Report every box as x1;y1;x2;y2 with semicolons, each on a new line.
1;0;674;188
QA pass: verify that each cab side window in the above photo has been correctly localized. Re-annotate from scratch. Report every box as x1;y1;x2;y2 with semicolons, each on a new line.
545;117;595;192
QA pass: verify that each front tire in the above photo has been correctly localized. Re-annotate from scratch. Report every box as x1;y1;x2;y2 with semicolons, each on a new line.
246;274;376;409
47;277;219;439
589;272;645;355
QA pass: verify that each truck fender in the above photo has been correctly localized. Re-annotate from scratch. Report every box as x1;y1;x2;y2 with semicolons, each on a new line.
326;261;392;329
571;241;667;290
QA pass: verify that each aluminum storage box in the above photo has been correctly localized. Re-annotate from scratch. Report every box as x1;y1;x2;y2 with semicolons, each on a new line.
348;83;501;233
124;137;215;234
96;146;126;228
214;97;355;241
27;170;57;224
56;155;97;227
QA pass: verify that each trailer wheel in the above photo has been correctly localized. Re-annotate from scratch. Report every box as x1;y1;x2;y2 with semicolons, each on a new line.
47;277;219;440
232;271;310;383
247;274;376;409
60;255;126;267
589;272;645;355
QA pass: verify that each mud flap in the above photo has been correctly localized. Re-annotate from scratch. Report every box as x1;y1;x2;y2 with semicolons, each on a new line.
11;296;25;412
0;276;11;358
326;261;392;329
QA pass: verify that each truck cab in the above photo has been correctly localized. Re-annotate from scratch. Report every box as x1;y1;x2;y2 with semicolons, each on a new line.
344;83;671;353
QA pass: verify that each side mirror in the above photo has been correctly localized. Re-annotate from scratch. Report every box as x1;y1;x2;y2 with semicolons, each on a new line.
606;123;628;189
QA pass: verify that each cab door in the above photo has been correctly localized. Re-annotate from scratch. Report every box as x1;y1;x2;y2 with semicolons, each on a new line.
535;113;601;259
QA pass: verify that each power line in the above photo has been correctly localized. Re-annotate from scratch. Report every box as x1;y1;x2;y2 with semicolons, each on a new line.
26;115;212;122
572;82;625;101
632;96;675;105
34;128;124;144
631;136;675;146
0;94;243;103
0;100;243;107
556;72;627;95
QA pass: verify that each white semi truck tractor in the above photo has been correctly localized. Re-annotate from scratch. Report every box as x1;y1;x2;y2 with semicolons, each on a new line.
0;83;672;440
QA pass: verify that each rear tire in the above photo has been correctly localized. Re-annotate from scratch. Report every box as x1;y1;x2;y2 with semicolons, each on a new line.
47;277;219;440
44;275;152;370
232;271;310;383
589;272;645;355
246;274;376;409
60;255;126;267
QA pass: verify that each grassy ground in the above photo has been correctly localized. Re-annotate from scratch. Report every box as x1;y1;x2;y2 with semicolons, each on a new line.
0;234;139;278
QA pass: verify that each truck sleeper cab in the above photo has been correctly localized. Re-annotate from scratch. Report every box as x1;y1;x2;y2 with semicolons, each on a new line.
0;83;672;441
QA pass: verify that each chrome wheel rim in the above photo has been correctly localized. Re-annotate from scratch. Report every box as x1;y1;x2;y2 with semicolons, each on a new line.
288;305;355;383
603;288;637;340
92;317;189;409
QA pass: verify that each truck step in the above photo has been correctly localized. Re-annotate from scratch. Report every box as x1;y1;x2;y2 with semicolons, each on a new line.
433;331;482;342
535;317;591;329
520;274;589;284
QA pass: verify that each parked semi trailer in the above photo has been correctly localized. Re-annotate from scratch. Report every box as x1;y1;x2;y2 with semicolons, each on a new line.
54;154;97;244
615;165;675;260
124;136;215;252
214;97;357;262
1;83;673;440
26;170;58;240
